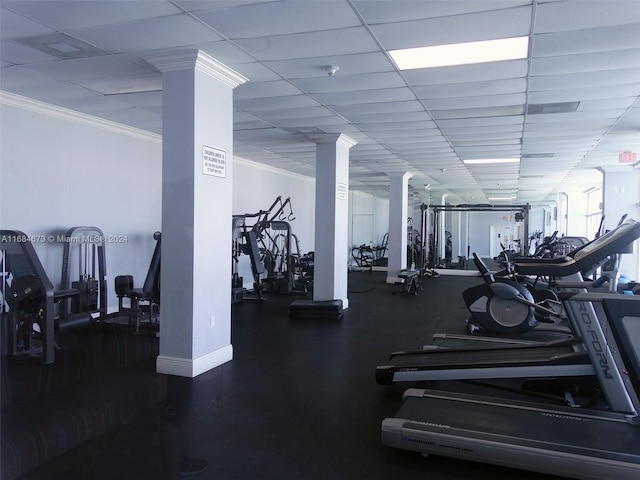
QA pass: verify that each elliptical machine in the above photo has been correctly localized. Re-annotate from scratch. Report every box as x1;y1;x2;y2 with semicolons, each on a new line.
464;253;565;335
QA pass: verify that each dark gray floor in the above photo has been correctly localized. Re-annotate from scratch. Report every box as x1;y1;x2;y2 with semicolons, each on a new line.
54;272;567;480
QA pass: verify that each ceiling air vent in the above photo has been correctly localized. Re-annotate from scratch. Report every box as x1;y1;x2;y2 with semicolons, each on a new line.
527;102;579;115
14;33;109;60
522;153;555;158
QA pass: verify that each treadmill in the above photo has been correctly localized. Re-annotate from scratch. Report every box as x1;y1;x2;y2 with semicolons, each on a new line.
376;219;640;386
380;220;640;479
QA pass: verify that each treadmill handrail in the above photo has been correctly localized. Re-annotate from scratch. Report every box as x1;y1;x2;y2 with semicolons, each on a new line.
513;219;640;277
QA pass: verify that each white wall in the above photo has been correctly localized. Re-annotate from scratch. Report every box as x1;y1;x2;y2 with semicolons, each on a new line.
232;157;315;253
1;94;319;312
1;94;162;312
348;190;389;265
602;168;640;280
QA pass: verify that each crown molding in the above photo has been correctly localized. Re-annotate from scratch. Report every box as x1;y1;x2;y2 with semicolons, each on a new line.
310;133;358;149
0;91;161;143
144;50;248;89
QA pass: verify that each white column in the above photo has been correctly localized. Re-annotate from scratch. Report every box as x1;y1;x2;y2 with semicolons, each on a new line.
601;167;640;280
146;50;247;377
439;193;449;263
386;172;412;283
313;134;357;308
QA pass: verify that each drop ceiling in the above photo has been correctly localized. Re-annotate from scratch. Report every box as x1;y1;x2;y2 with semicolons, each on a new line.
2;0;639;205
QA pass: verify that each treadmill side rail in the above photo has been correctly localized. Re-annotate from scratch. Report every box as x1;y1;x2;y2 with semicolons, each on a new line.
382;390;640;480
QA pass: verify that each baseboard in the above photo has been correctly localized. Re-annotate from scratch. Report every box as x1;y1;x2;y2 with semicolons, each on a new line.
156;344;233;377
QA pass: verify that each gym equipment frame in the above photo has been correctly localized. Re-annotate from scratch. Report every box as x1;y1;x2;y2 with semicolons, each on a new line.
380;219;640;479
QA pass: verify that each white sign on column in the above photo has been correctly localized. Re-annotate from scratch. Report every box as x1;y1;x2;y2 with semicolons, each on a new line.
203;145;226;178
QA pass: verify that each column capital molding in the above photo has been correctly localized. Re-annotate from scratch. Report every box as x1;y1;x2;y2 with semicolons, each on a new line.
311;133;358;149
597;165;636;173
144;50;248;88
389;172;413;181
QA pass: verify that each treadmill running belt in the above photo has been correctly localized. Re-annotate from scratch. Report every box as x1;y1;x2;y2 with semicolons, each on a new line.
376;340;591;384
382;389;640;479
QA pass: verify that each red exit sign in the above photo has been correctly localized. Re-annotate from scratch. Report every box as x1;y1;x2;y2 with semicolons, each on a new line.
619;151;637;164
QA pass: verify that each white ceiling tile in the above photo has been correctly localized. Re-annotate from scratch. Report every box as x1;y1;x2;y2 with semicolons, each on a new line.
442;124;523;136
356;120;437;135
349;112;433;125
531;48;640;76
99;106;161;126
293;72;405;94
62;95;134;114
226;61;281;83
314;88;416;105
528;84;640;104
456;146;521;156
71;15;222;54
8;81;97;104
74;74;161;95
449;132;522;143
431;105;524;120
265;52;393;80
526;111;622;124
1;39;58;64
0;65;58;88
1;0;181;30
119;91;163;109
23;54;155;82
258;106;337;122
438;116;525;128
578;97;638;112
3;0;638;203
370;5;531;50
178;1;278;12
370;128;442;139
414;78;527;99
354;1;530;24
424;93;526;110
235;94;320;112
0;8;53;40
404;60;529;86
234;80;303;100
331;100;424;116
535;1;640;34
534;23;640;57
273;115;349;129
197;40;260;66
530;68;640;91
233;27;379;61
193;1;361;39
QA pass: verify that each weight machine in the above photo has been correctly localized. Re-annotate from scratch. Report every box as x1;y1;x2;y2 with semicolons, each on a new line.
60;226;107;318
422;204;530;269
1;229;100;364
232;196;312;301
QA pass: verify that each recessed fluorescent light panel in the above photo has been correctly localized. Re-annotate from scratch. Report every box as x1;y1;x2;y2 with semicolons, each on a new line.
488;196;516;201
389;36;529;70
463;158;520;165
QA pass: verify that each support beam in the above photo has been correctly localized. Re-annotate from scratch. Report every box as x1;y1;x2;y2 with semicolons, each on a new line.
313;133;357;308
387;173;412;283
146;50;247;377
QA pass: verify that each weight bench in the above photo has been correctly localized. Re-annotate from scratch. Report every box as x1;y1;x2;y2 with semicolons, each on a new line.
114;232;161;332
393;269;421;295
